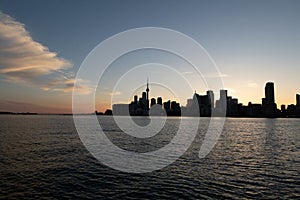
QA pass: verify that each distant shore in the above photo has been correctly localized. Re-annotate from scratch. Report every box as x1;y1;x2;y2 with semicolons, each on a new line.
0;111;38;115
1;111;300;118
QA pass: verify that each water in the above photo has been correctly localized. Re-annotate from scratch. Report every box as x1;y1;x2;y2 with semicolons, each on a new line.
0;115;299;199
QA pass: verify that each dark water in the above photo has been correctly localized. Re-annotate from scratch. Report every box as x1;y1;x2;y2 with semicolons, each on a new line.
1;115;299;199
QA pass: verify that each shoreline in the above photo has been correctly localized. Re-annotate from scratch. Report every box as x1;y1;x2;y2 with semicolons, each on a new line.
1;112;300;118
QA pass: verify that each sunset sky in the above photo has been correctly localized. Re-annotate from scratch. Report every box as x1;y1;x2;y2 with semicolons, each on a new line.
0;0;300;113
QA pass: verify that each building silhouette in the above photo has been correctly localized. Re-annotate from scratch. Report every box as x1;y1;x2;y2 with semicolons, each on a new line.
157;97;162;105
285;93;300;117
112;104;129;116
226;96;239;117
108;80;300;118
214;90;227;116
146;79;150;108
262;82;277;117
163;100;171;113
191;91;214;117
265;82;275;103
112;79;181;116
113;80;150;116
150;98;156;107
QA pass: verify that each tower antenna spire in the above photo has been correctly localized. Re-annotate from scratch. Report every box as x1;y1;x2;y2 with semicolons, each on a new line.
146;77;150;110
146;77;149;92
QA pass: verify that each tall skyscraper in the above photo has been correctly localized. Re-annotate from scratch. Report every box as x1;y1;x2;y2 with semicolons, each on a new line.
150;98;156;107
142;92;146;100
219;89;227;110
163;100;171;112
296;94;300;107
263;82;277;117
220;90;227;100
265;82;275;104
134;95;138;103
157;97;162;105
207;90;214;108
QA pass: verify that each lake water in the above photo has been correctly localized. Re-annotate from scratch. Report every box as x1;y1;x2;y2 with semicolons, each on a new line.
1;115;299;199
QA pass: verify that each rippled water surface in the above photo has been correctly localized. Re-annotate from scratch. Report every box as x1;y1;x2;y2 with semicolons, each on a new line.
1;115;299;199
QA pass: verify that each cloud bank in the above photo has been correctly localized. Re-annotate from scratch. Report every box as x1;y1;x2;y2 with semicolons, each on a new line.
0;12;91;94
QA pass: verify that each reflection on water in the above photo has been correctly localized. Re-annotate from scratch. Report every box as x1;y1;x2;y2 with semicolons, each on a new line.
0;115;299;199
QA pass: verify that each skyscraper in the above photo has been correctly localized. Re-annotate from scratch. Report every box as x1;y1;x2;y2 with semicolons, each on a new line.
263;82;277;117
192;91;214;117
219;89;227;111
163;100;171;112
157;97;162;105
265;82;275;104
150;98;156;107
207;90;214;108
142;92;146;100
296;94;300;107
134;95;138;104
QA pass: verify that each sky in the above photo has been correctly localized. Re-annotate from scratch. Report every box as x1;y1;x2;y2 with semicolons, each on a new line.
0;0;300;113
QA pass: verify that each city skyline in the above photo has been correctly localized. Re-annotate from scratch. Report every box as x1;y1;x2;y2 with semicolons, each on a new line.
0;1;300;113
109;79;300;118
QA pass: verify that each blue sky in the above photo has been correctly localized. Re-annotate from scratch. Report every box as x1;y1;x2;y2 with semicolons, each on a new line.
0;0;299;113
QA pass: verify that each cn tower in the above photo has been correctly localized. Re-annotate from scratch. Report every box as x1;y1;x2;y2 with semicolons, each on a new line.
146;78;149;110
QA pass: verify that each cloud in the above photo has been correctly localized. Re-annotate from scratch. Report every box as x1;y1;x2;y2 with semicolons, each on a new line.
182;71;193;75
181;71;228;78
43;77;94;95
203;73;228;78
0;12;90;94
109;91;122;96
247;82;258;88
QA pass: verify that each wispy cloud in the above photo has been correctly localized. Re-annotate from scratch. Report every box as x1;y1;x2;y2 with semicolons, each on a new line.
247;82;258;88
182;71;193;75
203;72;228;78
0;11;90;94
109;91;122;96
43;78;93;95
181;71;228;78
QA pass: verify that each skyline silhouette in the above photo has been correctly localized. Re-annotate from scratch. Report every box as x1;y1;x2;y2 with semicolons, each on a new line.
108;79;300;118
